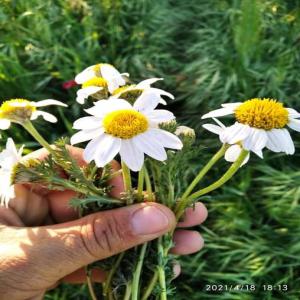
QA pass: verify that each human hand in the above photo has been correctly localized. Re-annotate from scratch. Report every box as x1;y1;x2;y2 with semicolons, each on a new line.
0;147;207;300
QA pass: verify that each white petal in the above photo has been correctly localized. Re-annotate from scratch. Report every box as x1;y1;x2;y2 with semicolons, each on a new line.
94;135;121;167
213;118;226;128
73;116;102;130
133;131;167;161
266;129;295;155
34;99;67;107
149;128;183;150
120;139;144;172
0;119;11;130
70;128;103;145
76;87;102;104
101;64;126;93
145;110;175;123
225;145;250;166
201;107;235;119
150;88;174;100
133;91;161;112
242;128;268;152
221;102;242;109
86;99;132;117
202;124;223;135
288;118;300;132
220;122;251;144
287;108;300;119
6;138;18;157
31;111;57;123
75;66;95;84
136;78;163;88
83;134;106;162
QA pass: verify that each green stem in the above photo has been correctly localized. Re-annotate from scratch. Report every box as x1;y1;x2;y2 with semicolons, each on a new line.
85;267;98;300
22;120;53;153
181;144;228;200
137;166;145;202
144;167;153;201
131;243;148;300
121;161;132;192
103;252;125;298
157;237;167;300
187;149;249;201
124;282;132;300
141;271;159;300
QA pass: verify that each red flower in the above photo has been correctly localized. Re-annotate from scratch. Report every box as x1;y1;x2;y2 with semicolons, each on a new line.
62;80;77;90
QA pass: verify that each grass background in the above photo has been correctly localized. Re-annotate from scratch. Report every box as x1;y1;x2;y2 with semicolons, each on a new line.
1;0;300;299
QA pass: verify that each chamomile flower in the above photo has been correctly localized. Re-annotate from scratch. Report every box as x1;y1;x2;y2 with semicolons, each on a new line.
75;63;129;94
111;78;174;105
0;138;23;207
0;99;67;129
202;98;300;157
71;93;183;171
203;118;250;165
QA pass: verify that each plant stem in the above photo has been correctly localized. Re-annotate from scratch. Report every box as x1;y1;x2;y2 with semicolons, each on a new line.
85;267;98;300
103;252;125;298
121;160;132;192
124;282;132;300
157;237;167;300
137;166;145;201
181;144;228;200
22;120;54;154
131;242;148;300
187;149;249;201
144;167;153;201
141;271;159;300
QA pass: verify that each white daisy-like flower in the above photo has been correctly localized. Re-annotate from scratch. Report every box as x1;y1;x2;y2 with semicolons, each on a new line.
76;77;108;104
75;63;129;94
202;98;300;157
0;98;67;129
110;78;174;105
0;138;24;207
203;118;250;165
70;93;183;171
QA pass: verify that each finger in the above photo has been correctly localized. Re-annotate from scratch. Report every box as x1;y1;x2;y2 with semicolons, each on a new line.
62;268;106;283
47;190;79;223
177;202;208;228
8;184;48;226
170;229;204;255
173;262;181;279
16;203;175;283
0;206;24;226
109;160;124;199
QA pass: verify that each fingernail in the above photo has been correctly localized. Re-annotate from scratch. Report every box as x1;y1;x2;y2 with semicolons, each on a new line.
131;206;170;235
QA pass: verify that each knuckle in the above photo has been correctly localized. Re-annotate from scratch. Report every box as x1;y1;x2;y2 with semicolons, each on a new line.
80;213;130;258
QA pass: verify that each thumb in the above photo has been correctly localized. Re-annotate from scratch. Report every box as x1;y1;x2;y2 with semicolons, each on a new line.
11;203;175;285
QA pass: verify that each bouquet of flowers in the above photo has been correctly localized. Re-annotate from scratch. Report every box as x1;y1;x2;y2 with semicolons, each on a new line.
0;63;299;300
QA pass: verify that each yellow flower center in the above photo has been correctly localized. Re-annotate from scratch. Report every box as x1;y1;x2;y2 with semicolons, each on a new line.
103;109;148;139
235;98;289;130
82;77;108;88
0;99;36;121
112;85;143;104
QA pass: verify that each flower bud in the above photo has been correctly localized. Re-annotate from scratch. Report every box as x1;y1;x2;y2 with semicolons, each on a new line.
175;126;196;147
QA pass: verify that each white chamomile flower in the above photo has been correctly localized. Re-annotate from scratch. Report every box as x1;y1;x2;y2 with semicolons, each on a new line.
71;93;183;171
0;98;67;129
75;63;129;94
110;78;174;105
202;98;300;157
76;77;108;104
0;138;24;207
203;118;250;165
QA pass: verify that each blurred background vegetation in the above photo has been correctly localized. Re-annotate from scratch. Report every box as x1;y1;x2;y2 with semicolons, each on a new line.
1;0;300;299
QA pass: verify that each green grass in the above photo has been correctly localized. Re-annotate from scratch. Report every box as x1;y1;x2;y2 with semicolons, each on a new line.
1;0;300;299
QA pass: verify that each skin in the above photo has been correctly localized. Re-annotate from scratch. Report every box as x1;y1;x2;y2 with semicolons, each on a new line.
0;147;208;300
